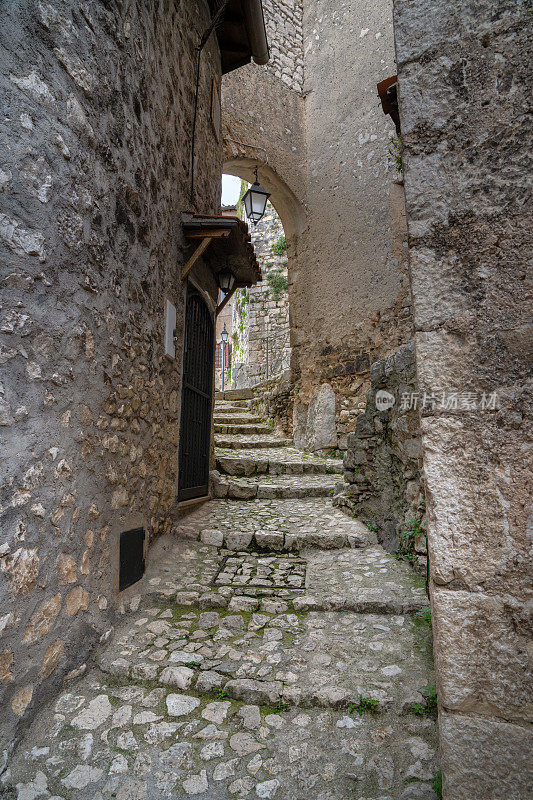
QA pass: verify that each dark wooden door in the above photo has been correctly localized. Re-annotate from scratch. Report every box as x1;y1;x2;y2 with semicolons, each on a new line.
178;289;214;501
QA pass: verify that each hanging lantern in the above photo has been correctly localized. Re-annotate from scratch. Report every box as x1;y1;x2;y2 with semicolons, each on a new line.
242;166;271;225
217;270;235;294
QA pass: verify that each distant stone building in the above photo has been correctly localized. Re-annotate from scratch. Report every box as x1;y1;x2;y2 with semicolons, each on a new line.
232;201;291;388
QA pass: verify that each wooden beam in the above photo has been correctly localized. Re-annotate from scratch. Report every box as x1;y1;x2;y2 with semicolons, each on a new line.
181;236;213;280
216;283;247;316
184;228;232;239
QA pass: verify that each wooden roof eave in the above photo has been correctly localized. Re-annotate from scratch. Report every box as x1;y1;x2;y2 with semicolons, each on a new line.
181;212;262;287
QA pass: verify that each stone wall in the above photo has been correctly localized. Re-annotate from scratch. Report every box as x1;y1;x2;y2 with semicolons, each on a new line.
263;0;304;93
232;202;290;388
224;0;414;451
0;0;221;760
393;0;533;796
333;342;427;570
250;369;293;439
291;0;413;427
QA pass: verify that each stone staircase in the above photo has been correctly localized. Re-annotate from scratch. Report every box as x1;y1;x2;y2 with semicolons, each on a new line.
4;391;439;800
212;396;343;502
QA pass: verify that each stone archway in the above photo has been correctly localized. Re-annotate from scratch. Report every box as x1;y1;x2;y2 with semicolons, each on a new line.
222;156;305;395
222;156;306;240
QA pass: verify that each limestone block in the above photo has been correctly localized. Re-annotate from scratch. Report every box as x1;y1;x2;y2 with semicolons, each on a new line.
2;547;39;595
421;415;522;588
166;693;201;716
200;529;224;547
66;586;90;616
24;594;61;643
292;402;308;449
228;482;257;500
225;531;253;550
11;685;33;716
160;666;194;689
432;588;532;723
40;638;64;678
254;531;284;550
195;670;225;692
225;678;282;705
0;650;13;683
306;384;337;452
439;711;533;800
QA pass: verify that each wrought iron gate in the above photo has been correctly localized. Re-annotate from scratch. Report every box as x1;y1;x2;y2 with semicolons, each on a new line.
178;288;214;501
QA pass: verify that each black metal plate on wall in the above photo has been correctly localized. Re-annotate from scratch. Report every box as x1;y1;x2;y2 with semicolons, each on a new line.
119;527;145;591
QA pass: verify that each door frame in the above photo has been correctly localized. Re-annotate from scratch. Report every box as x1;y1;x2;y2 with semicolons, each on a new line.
177;280;216;503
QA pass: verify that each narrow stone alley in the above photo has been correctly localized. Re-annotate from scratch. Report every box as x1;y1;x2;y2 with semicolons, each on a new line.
4;397;438;800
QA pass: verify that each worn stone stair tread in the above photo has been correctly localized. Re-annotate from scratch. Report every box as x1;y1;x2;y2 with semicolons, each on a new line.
9;665;438;800
214;414;264;424
215;435;293;449
175;498;372;551
98;599;434;712
212;472;340;500
216;448;343;475
214;424;273;435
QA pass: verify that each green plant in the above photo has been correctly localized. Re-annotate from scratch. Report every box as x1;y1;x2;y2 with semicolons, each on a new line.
409;684;437;716
272;235;287;256
347;695;379;716
432;770;443;798
273;699;288;713
266;270;288;297
422;606;432;625
396;517;423;563
326;448;341;458
388;134;403;174
422;684;437;710
215;688;228;700
328;489;335;497
366;522;378;533
185;661;201;669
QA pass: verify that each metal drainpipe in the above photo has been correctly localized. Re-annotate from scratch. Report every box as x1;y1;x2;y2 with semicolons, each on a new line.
243;0;270;65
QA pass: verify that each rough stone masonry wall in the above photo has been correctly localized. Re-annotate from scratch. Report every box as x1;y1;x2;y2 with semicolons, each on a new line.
232;202;290;388
263;0;304;93
0;0;221;761
333;342;427;570
393;1;533;797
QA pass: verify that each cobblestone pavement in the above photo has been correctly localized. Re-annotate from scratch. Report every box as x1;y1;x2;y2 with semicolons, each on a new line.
3;399;438;799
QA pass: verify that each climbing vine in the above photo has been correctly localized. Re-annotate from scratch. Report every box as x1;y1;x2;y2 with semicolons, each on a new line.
267;270;289;297
231;287;249;367
272;234;287;255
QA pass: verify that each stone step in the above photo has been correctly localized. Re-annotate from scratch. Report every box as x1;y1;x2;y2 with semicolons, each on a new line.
216;449;344;475
213;413;264;424
215;388;254;400
100;547;433;712
177;498;376;553
12;661;439;800
214;435;292;450
214;423;273;435
211;472;339;501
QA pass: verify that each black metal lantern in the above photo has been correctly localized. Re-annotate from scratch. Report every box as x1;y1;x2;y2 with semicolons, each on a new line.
220;323;229;344
242;166;271;225
217;269;235;294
